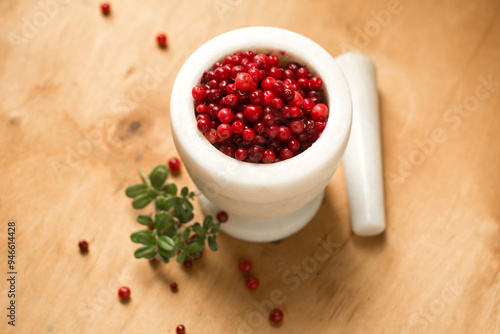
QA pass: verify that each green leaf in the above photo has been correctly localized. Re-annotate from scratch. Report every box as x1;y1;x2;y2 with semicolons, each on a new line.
173;205;194;224
203;215;213;230
189;191;196;198
193;223;206;238
187;241;201;255
210;223;221;234
134;245;157;259
208;235;218;251
126;183;149;198
165;196;181;210
158;252;170;263
137;214;153;226
182;198;194;211
158;235;175;251
130;230;156;245
132;193;153;209
182;227;191;239
149;164;169;190
181;186;188;197
177;250;187;263
162;183;178;196
155;212;175;235
159;248;175;260
156;195;168;210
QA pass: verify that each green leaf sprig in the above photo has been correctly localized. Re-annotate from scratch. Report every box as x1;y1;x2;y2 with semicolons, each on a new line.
125;164;220;264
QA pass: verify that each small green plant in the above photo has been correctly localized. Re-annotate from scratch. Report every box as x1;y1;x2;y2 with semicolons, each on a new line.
125;164;220;263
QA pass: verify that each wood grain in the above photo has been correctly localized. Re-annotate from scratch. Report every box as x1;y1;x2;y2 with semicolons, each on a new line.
1;0;500;333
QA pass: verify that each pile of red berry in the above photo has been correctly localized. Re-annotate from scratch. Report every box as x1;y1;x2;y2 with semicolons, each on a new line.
192;50;329;164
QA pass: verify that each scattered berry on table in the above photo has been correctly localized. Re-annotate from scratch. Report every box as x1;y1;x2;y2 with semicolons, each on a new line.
100;3;111;15
238;259;253;273
118;286;131;300
216;211;228;223
269;308;284;323
176;324;186;334
168;157;181;173
170;282;178;292
245;276;259;290
183;259;193;269
78;240;89;252
157;33;168;48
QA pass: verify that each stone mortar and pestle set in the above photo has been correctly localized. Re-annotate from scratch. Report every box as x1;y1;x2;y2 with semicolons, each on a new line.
170;27;385;242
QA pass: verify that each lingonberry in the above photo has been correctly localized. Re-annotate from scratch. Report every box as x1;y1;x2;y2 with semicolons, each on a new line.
245;276;260;290
309;76;323;90
156;33;167;48
78;240;89;252
280;147;294;160
219;144;236;157
262;149;276;164
235;72;254;90
253;54;270;70
289;119;305;134
170;282;178;292
196;104;208;114
271;97;284;110
168;157;181;173
176;325;186;334
238;259;253;273
244;105;262;123
262;112;275;126
311;103;329;122
289;91;304;108
242;128;256;142
231;120;245;134
183;259;193;269
296;67;309;79
269;308;284;323
262;90;275;106
247;145;264;162
303;98;315;112
217;123;233;139
218;108;234;124
197;119;210;133
264;124;279;138
249;90;264;105
277;126;291;142
205;128;217;144
217;211;229;223
268;66;283;80
192;85;207;101
214;66;230;81
282;69;295;80
253;122;265;134
118;286;131;300
254;135;266;145
100;3;111;15
235;148;247;161
288;139;300;152
261;77;276;91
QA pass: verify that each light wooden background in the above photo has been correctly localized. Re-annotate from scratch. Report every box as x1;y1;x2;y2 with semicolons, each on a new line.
1;0;499;333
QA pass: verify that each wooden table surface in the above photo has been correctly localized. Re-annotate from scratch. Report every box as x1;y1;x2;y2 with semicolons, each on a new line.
1;0;500;333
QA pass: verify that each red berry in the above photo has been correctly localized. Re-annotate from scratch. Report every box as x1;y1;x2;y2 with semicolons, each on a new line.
269;308;284;323
235;148;247;161
280;147;294;160
168;157;181;173
183;259;193;269
289;91;303;108
247;145;264;162
170;282;178;292
156;33;168;48
192;85;207;101
78;240;88;252
288;139;300;152
261;76;276;90
289;119;305;134
309;76;323;90
205;128;217;144
218;108;234;124
277;126;291;141
235;73;254;90
217;123;232;139
231;120;245;134
244;104;262;123
118;286;131;300
197;119;209;133
242;128;256;142
238;259;253;273
176;324;186;334
217;211;229;223
245;276;259;290
311;103;329;122
100;3;111;15
262;149;276;164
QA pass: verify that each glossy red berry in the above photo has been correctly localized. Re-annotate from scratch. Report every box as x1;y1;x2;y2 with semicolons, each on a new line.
262;149;276;164
100;3;111;15
277;126;291;142
156;33;168;48
192;85;207;101
242;128;256;142
244;104;262;123
218;108;234;124
245;276;259;290
247;145;264;163
183;260;193;269
168;157;181;173
216;211;229;223
170;282;178;293
118;286;131;300
176;324;186;334
311;103;329;122
235;73;254;90
269;308;284;323
238;259;253;273
280;147;294;160
309;76;323;90
78;240;88;252
235;148;247;161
